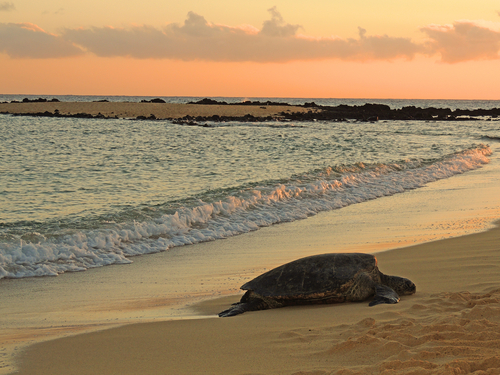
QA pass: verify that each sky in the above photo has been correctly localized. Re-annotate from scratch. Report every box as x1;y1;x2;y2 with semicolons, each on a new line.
1;0;500;99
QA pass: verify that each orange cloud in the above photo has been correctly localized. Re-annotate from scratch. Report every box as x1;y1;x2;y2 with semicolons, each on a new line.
2;9;500;64
260;6;301;37
0;8;421;62
61;9;421;62
421;21;500;63
0;22;83;58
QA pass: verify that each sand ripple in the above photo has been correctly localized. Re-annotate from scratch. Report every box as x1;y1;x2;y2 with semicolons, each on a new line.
279;289;500;374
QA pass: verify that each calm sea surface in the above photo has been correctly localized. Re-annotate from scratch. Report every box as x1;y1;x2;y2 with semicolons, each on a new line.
1;96;499;279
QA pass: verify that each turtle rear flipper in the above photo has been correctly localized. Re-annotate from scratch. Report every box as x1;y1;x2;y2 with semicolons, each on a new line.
219;290;258;317
369;285;400;306
218;291;276;317
218;302;252;317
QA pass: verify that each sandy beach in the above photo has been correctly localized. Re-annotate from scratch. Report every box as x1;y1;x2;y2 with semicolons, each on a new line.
0;101;312;120
12;223;500;374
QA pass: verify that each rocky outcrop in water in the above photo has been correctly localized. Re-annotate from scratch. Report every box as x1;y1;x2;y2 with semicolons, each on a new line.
140;98;166;103
188;98;290;106
6;97;60;103
187;99;500;122
2;98;500;124
9;111;118;119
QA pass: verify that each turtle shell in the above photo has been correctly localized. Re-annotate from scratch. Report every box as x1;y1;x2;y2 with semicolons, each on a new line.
241;253;378;298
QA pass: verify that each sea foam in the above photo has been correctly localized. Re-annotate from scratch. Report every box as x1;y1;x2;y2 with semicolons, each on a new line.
0;145;492;279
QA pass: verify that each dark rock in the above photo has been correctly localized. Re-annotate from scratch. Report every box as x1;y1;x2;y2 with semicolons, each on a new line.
187;98;289;106
189;98;226;105
73;112;94;118
133;113;159;121
22;98;47;103
140;98;166;103
19;97;59;103
303;102;319;108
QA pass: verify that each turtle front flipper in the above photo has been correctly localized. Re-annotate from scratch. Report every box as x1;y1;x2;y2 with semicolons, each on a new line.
369;285;400;306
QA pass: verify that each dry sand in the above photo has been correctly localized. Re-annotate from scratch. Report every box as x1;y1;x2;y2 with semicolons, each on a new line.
0;101;312;119
12;222;500;375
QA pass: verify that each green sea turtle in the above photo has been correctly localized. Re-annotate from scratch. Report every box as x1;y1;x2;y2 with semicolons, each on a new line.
219;253;416;317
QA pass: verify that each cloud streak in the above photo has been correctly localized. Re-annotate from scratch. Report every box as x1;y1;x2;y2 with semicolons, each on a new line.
1;9;500;63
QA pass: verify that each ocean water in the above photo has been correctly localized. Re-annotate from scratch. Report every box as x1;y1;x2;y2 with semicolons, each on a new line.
1;96;499;279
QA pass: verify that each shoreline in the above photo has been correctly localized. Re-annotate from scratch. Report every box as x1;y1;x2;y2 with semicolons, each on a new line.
3;150;500;374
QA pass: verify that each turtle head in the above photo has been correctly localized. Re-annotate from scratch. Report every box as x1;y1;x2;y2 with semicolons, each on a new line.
381;275;416;296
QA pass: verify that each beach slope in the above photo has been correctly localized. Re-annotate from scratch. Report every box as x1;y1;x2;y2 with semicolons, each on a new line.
15;223;500;375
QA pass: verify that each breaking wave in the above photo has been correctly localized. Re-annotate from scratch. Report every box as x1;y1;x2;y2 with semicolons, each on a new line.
0;144;492;279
